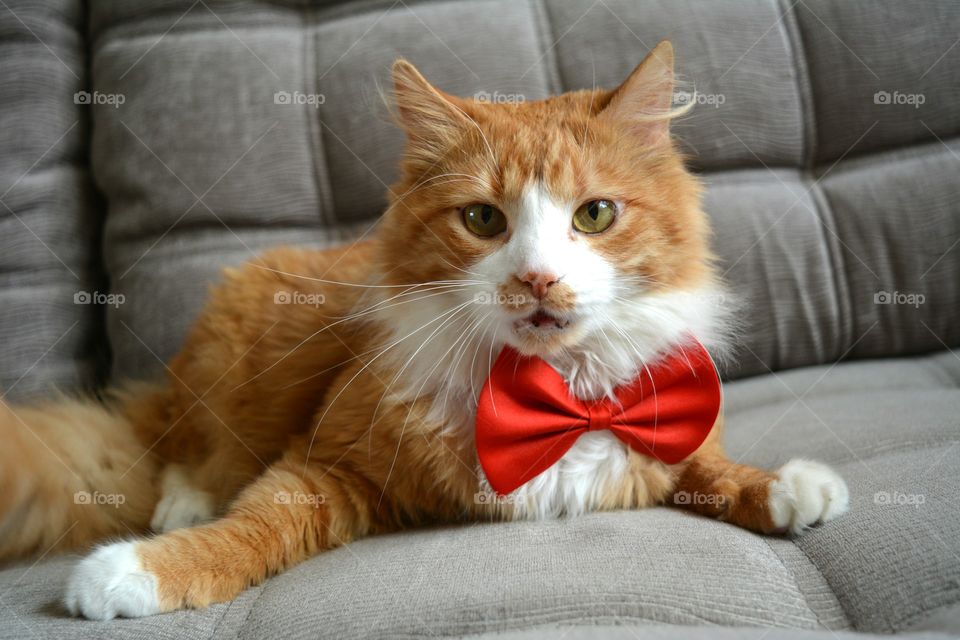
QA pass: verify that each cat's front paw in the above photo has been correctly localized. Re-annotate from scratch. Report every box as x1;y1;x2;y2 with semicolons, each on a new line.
150;464;216;533
64;541;161;620
150;483;215;533
768;459;849;535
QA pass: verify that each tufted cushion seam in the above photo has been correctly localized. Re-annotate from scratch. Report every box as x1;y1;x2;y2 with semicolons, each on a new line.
89;13;302;53
207;590;241;640
738;438;960;469
230;583;268;640
312;0;492;26
815;133;960;178
894;599;960;634
530;0;564;95
780;0;853;360
754;245;784;370
726;385;960;415
303;3;338;228
778;0;817;170
785;539;857;630
725;377;960;414
89;0;397;50
761;537;851;630
930;354;960;388
90;0;472;51
807;177;855;360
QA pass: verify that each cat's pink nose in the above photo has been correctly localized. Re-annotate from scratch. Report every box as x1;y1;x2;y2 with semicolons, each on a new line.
519;271;559;299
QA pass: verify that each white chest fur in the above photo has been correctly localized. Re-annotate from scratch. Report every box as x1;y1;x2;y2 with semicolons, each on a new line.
491;431;630;519
379;284;730;520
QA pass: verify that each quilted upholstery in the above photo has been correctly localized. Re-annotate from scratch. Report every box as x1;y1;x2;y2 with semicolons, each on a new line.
75;0;960;383
1;352;958;638
0;0;958;638
0;0;106;399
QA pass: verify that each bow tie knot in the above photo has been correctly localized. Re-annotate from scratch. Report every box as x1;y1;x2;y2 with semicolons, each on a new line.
586;402;612;432
476;339;722;495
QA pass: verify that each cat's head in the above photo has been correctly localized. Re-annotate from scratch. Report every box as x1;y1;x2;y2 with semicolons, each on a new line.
374;42;726;397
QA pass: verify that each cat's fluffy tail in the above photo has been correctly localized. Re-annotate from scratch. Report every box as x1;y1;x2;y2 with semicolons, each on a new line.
0;386;167;562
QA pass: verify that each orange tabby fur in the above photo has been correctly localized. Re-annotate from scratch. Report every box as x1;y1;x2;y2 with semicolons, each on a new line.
0;43;826;616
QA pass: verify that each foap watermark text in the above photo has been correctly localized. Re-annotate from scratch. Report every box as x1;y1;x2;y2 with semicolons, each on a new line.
874;90;925;108
874;290;924;308
274;491;326;507
274;91;326;107
74;91;125;108
674;490;727;507
474;90;526;104
674;90;725;108
74;491;126;508
875;491;925;508
74;291;125;308
274;291;326;307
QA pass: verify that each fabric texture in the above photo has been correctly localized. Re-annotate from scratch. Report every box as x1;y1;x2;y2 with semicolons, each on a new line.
71;0;960;382
461;627;957;640
0;0;958;638
1;353;958;638
0;0;107;400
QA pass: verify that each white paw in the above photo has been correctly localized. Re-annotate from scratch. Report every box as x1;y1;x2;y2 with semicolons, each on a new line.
150;465;215;532
769;459;849;535
64;541;161;620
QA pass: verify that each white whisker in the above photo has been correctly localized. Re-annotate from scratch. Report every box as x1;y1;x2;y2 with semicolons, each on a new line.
302;299;474;473
377;302;478;503
251;263;485;289
232;285;475;392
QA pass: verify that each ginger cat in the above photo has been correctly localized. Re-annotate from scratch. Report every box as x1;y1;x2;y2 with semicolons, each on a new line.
0;42;848;620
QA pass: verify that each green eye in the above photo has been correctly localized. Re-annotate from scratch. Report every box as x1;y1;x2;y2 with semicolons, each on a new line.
462;204;507;237
572;199;616;234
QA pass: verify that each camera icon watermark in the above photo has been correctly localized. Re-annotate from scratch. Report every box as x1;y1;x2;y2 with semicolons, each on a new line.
74;91;126;108
673;90;725;108
673;490;727;507
74;290;126;308
874;290;924;308
473;90;526;105
874;491;924;508
473;291;532;307
274;290;326;307
873;90;925;108
274;91;326;107
474;491;522;505
274;491;326;508
74;490;126;508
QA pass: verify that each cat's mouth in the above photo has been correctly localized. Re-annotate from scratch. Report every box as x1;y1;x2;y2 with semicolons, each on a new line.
514;309;571;333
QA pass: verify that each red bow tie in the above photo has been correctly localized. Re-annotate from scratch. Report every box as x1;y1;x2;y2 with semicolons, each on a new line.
475;339;721;495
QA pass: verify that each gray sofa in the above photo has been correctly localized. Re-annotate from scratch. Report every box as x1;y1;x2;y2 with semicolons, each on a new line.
1;0;958;638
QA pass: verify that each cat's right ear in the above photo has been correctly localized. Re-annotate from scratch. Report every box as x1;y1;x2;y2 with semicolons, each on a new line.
391;60;468;151
598;41;679;147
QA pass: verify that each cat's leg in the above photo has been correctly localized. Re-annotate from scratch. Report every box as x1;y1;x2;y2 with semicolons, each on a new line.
671;438;849;535
64;454;379;619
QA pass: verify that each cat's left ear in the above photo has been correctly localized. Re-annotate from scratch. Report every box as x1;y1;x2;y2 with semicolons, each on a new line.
599;40;677;146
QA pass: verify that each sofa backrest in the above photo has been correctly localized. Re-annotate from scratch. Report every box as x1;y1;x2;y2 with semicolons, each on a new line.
0;0;107;400
2;0;959;397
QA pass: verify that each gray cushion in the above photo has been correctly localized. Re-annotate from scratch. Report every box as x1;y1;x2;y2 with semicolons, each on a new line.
0;0;106;400
547;0;807;170
1;353;957;638
79;0;960;382
796;0;960;162
1;0;959;638
468;628;957;640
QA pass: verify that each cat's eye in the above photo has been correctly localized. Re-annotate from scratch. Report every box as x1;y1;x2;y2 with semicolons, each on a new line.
462;204;507;237
572;199;616;234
